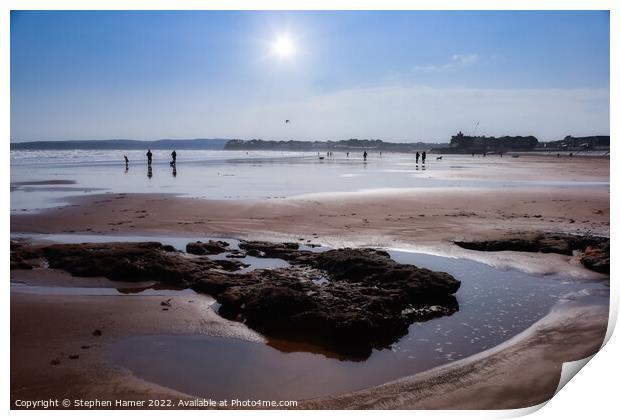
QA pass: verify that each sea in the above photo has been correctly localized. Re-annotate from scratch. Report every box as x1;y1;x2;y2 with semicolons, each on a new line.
10;149;609;213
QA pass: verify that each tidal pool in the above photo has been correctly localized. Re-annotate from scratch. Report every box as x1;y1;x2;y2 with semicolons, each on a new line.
106;249;608;401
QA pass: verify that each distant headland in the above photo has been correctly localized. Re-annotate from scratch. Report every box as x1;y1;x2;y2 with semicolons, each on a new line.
10;134;609;153
223;139;444;152
10;138;230;150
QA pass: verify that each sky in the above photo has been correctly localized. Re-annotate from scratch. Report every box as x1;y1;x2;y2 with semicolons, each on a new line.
10;10;610;142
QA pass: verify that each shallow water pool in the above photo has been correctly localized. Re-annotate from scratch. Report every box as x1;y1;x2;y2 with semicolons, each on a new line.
106;248;608;401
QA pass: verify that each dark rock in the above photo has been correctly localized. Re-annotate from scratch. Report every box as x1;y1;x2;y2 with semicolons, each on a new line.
455;233;609;274
12;240;461;359
33;242;229;287
92;329;102;336
239;240;299;258
225;250;247;258
186;240;229;255
11;259;34;270
10;241;44;270
213;246;460;357
213;258;250;271
68;354;79;360
581;241;610;274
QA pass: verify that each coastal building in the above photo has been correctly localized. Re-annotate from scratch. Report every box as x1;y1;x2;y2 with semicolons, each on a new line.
447;131;538;153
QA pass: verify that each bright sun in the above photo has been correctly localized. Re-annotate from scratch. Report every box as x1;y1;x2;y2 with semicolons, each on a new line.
272;35;296;58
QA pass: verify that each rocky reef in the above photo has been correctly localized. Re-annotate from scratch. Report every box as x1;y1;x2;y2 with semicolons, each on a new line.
186;240;229;255
455;233;609;274
11;240;461;358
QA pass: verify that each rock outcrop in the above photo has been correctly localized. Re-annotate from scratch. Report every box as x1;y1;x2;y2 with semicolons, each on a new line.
455;233;609;274
11;240;461;358
186;240;229;255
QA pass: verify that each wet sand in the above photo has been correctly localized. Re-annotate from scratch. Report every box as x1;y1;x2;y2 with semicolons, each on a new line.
10;270;264;406
11;187;609;246
10;157;610;409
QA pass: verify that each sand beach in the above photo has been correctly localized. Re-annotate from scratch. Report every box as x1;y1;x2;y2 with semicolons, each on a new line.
10;152;610;409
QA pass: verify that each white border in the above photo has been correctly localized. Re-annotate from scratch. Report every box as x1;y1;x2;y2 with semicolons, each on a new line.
2;2;616;420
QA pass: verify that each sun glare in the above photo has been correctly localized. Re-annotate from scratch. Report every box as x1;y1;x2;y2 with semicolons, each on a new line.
272;35;296;58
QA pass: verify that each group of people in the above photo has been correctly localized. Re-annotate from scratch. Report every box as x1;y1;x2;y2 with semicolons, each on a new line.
316;149;428;164
123;149;178;178
126;149;433;172
124;149;177;167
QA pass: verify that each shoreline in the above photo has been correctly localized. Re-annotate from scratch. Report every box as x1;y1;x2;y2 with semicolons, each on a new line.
301;299;608;409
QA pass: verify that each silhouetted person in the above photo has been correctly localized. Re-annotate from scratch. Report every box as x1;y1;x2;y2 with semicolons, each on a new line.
421;151;426;164
124;154;129;166
416;151;420;164
363;150;368;161
146;149;153;166
171;150;177;166
346;152;349;158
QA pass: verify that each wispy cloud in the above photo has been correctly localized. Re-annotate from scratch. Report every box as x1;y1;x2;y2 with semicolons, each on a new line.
414;53;480;72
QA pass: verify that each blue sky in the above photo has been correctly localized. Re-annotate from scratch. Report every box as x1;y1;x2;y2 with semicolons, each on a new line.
11;10;610;142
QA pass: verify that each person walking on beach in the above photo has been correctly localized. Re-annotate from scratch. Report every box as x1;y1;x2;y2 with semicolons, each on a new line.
421;151;426;165
124;155;129;167
146;149;153;166
363;150;368;161
415;151;420;164
171;150;177;166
